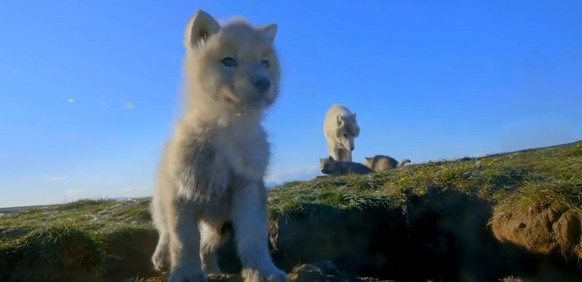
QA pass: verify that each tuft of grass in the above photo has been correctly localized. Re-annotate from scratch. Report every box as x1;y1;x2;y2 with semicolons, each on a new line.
495;178;582;214
267;174;399;220
0;198;154;281
0;224;106;281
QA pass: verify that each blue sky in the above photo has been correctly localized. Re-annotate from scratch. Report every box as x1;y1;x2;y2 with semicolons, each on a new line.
1;0;581;208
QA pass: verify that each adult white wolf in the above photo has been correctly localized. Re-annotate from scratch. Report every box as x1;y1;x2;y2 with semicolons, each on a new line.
149;9;288;282
323;104;360;161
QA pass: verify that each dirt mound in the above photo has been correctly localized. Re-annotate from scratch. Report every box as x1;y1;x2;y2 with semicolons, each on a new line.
4;193;582;282
259;189;511;281
491;204;582;259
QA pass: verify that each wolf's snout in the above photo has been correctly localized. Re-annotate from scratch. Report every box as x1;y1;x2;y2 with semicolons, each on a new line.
350;146;354;151
250;76;271;93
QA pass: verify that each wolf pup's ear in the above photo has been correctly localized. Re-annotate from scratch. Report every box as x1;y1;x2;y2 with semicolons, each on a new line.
364;157;372;162
259;24;278;43
184;9;221;49
328;156;335;161
336;114;344;127
352;113;357;122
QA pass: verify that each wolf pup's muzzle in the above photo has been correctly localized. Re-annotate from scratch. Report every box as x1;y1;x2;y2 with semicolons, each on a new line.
250;75;271;93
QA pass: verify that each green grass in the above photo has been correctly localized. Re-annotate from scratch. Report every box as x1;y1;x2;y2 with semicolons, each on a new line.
267;141;581;223
496;177;582;214
0;224;106;281
0;198;151;235
268;182;394;219
0;140;580;279
0;198;152;280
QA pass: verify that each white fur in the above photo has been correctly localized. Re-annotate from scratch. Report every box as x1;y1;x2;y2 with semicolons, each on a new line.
323;104;360;162
150;9;288;282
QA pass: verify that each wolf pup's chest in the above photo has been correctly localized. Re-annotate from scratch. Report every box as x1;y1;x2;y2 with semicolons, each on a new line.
213;134;269;182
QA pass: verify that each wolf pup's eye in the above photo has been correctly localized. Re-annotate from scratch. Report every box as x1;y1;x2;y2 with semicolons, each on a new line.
261;60;270;69
221;57;238;67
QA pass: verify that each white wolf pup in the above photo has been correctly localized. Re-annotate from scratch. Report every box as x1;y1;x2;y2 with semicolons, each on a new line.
323;104;360;162
319;156;372;176
364;155;412;172
149;9;289;282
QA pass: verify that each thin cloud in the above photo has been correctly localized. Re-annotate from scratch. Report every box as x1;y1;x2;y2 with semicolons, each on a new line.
66;189;90;195
49;176;67;181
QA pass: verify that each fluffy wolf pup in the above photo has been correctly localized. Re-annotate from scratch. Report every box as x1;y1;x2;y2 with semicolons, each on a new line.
364;155;412;172
323;104;360;162
149;9;289;282
319;156;372;176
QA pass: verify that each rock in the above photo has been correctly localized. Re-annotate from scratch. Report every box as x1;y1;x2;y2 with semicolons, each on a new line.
202;261;399;282
288;260;398;282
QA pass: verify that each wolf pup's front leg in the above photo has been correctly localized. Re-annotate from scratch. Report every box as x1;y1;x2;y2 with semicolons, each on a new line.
151;229;169;272
166;197;207;282
150;192;170;272
231;181;289;282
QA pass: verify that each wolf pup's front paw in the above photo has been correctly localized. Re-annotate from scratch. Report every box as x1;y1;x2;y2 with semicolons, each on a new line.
151;251;169;272
168;266;208;282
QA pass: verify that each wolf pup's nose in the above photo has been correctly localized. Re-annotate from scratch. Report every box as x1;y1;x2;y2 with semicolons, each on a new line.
350;146;354;151
251;76;271;93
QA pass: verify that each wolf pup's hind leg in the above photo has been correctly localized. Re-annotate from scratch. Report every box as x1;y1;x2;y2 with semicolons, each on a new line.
199;220;231;275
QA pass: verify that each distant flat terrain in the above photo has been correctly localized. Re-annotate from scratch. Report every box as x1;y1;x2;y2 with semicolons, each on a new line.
0;197;137;214
0;205;53;214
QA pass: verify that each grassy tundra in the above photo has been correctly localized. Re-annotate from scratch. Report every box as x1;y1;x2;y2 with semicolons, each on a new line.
1;141;581;281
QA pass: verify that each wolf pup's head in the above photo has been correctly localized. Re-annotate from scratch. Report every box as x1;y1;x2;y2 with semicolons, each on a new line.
336;113;360;151
363;156;373;168
183;10;280;114
319;156;338;175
